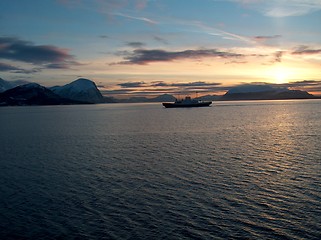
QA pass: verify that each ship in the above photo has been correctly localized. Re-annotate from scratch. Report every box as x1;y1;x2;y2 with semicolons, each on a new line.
162;96;212;108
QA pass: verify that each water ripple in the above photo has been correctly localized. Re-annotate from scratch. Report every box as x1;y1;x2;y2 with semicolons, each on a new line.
1;101;321;239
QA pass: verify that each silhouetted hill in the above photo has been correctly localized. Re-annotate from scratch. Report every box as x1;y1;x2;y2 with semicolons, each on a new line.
221;84;315;100
150;94;176;102
196;95;221;101
117;94;176;103
273;90;314;99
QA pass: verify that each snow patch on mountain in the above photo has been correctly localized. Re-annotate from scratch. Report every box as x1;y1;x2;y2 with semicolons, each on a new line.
51;78;104;103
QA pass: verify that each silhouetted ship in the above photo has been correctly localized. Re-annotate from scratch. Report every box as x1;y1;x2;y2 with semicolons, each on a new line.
162;96;212;108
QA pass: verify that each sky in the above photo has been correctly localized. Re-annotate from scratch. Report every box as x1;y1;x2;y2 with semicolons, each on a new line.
0;0;321;98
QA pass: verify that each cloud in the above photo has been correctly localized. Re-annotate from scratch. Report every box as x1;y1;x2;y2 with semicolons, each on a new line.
0;37;75;65
104;80;224;97
112;12;157;25
58;0;126;11
272;80;321;93
0;37;78;73
285;80;321;87
115;48;244;65
254;35;281;40
59;0;149;10
152;81;221;87
0;62;21;72
0;62;41;74
126;41;146;48
273;50;284;62
153;36;169;45
231;0;321;17
190;21;254;44
253;35;282;45
44;63;73;69
292;45;321;55
118;81;146;88
13;68;42;74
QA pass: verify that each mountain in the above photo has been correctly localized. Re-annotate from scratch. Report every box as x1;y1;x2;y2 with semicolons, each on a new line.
196;94;221;101
0;83;85;106
226;84;287;94
0;78;12;93
117;94;176;103
51;78;104;103
273;90;314;99
221;84;315;100
150;94;176;102
117;96;149;103
0;78;29;93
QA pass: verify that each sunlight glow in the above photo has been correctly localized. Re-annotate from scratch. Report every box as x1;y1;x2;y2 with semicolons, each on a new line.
270;65;291;84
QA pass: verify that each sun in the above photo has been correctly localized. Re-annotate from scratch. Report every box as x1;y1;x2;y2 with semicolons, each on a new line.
275;69;287;84
270;65;291;84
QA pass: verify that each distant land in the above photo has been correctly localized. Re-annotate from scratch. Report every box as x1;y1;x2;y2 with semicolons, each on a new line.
0;78;319;106
220;84;316;101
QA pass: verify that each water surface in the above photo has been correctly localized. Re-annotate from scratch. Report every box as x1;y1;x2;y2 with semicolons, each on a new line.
1;100;321;239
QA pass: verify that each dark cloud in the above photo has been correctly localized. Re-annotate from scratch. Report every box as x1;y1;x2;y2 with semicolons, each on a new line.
118;81;146;88
116;81;221;89
278;80;321;89
254;35;281;41
99;35;109;39
45;63;75;69
126;41;146;48
0;62;41;74
116;48;244;65
292;45;321;55
112;81;224;97
153;81;221;87
253;35;282;47
273;51;284;63
0;62;21;72
151;81;168;87
174;81;221;87
14;68;41;74
0;37;76;67
153;36;169;45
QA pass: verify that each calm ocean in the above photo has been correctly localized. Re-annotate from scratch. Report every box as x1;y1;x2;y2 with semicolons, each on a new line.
1;100;321;239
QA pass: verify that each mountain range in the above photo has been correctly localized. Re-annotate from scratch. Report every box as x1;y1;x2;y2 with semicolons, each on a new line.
0;78;104;106
0;78;317;106
221;84;315;100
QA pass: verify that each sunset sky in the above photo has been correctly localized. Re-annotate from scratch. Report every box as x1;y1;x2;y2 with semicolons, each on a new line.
1;0;321;97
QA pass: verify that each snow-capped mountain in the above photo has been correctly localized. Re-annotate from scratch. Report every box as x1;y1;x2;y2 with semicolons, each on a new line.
0;78;29;92
51;78;104;103
0;83;71;106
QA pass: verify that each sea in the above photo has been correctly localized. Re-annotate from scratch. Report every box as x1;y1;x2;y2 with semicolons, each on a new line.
1;100;321;240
